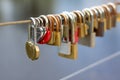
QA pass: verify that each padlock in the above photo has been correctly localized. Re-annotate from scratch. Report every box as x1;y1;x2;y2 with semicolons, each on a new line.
94;7;105;37
64;12;77;43
91;8;99;30
38;28;51;44
107;3;117;27
49;15;61;46
59;13;71;56
102;5;112;29
73;11;82;38
70;12;79;43
25;17;40;61
37;15;51;44
77;11;89;37
79;8;96;47
63;12;78;59
47;15;55;45
59;12;78;60
31;17;46;43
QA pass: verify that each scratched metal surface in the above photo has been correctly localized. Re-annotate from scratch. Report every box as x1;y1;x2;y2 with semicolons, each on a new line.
0;0;120;80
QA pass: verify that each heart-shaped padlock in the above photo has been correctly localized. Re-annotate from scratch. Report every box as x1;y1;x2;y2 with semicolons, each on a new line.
38;28;51;44
36;15;51;44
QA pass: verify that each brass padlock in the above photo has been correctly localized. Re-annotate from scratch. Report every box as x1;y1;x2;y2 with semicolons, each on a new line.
79;9;96;47
59;12;78;60
59;43;78;60
25;17;40;61
102;5;112;29
26;41;34;59
79;11;89;36
47;15;61;46
67;12;78;59
91;8;99;30
94;7;107;32
107;3;117;27
55;15;61;46
47;15;55;45
59;13;72;58
74;11;89;38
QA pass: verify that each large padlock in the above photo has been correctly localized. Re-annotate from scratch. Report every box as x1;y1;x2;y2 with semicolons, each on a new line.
25;17;40;61
59;12;78;60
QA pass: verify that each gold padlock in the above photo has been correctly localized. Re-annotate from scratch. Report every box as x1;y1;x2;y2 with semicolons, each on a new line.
74;11;88;38
107;3;117;27
99;7;107;32
59;43;78;60
79;11;88;37
32;45;40;60
91;8;99;30
25;17;40;61
25;24;35;60
26;41;34;59
54;15;61;46
47;15;61;46
102;5;112;29
47;16;55;45
58;13;72;57
59;12;78;60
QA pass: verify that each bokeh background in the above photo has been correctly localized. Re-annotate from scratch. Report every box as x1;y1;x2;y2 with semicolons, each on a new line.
0;0;120;80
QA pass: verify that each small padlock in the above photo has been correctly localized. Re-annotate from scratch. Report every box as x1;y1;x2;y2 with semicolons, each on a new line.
78;11;89;37
31;17;46;43
71;12;79;43
107;3;117;27
47;15;55;45
38;28;51;44
102;5;112;29
37;15;51;44
94;7;105;37
79;9;96;47
48;15;61;46
73;11;82;39
99;7;107;32
91;8;99;30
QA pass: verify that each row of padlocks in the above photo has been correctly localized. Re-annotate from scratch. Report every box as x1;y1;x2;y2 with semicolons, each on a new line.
25;2;117;61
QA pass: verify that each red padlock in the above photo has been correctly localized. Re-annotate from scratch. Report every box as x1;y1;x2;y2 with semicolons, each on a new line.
37;15;51;44
37;28;51;44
